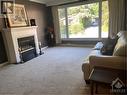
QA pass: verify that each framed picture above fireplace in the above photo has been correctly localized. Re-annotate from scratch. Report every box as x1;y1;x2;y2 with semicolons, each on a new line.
6;4;28;27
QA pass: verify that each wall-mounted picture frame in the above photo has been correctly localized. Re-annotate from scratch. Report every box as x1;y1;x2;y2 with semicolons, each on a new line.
6;4;28;27
1;0;14;14
30;19;36;26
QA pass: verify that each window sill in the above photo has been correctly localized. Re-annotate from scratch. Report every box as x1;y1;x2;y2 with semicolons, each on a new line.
61;38;107;41
61;38;107;45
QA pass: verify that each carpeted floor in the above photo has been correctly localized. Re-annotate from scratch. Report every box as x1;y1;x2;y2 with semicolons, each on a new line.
0;46;92;95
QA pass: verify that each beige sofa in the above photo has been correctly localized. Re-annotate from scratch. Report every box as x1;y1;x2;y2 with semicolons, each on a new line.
82;31;127;82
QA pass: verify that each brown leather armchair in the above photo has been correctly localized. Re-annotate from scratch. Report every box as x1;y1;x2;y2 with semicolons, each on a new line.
82;31;127;82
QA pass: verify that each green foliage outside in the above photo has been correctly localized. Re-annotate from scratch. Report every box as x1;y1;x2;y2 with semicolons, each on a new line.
60;24;66;34
69;23;84;34
67;3;99;34
80;17;92;29
59;1;109;36
58;8;67;38
102;1;109;32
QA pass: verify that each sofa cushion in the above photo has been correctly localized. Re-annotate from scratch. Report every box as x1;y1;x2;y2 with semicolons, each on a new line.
113;45;126;56
93;42;103;50
101;36;119;55
82;31;127;81
113;33;127;56
89;56;126;70
83;50;101;63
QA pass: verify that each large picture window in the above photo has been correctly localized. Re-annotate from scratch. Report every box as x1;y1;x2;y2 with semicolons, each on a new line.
58;0;109;39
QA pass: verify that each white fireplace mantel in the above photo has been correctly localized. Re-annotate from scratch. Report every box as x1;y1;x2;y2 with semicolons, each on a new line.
2;26;39;63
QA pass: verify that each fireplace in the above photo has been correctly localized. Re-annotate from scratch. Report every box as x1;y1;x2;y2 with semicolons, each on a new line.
18;36;37;62
2;26;39;63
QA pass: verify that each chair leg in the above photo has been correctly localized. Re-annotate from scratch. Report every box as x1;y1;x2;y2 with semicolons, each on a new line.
95;83;98;94
91;81;94;95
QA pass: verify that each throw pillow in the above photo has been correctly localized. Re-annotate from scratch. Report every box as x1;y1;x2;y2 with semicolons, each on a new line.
101;36;119;55
93;42;103;50
113;35;127;57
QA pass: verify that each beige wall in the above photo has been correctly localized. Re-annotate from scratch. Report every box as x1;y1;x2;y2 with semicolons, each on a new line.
0;0;48;63
0;0;47;45
15;0;47;46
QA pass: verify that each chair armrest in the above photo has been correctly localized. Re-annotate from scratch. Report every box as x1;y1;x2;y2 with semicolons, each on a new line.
89;55;126;70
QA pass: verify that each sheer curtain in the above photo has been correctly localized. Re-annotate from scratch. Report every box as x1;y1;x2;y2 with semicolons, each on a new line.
125;0;127;30
52;6;61;44
108;0;126;37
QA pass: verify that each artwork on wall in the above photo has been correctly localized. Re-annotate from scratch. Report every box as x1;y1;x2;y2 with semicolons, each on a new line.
6;4;28;27
1;0;14;14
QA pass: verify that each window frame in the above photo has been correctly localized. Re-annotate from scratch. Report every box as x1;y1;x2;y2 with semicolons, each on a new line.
58;0;108;41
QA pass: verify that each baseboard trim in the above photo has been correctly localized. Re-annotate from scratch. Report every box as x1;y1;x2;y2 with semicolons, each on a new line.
60;44;94;48
41;46;48;50
0;62;9;68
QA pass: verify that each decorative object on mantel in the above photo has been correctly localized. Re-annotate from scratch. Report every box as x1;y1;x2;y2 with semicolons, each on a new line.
30;19;36;26
5;4;28;27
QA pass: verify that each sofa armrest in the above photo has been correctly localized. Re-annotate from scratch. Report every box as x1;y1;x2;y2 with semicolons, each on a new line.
89;55;126;70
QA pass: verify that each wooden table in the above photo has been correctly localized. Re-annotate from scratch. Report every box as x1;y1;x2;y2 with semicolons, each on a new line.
89;67;126;95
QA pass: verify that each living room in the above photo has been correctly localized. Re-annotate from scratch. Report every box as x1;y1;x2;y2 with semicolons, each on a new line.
0;0;126;95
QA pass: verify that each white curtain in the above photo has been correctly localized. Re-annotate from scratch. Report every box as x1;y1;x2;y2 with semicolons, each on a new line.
125;0;127;30
52;6;62;44
108;0;126;37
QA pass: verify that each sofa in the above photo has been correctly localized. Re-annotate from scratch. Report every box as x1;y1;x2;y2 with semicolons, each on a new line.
82;31;127;82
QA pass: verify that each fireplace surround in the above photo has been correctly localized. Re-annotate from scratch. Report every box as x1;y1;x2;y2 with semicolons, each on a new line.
2;26;39;63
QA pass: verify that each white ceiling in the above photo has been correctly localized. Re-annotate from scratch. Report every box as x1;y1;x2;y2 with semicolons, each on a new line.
29;0;79;6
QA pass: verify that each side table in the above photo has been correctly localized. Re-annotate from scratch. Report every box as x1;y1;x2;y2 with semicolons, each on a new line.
89;67;126;95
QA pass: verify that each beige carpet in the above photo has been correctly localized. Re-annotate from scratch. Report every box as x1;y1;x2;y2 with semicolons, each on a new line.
0;46;92;95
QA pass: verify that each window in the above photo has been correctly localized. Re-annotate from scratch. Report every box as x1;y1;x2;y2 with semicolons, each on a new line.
101;1;109;38
58;8;67;38
58;0;109;39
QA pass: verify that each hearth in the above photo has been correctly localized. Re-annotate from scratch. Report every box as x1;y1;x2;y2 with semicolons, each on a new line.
18;36;37;62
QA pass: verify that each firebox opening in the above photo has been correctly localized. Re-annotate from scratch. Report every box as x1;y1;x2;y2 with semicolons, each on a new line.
18;36;37;62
